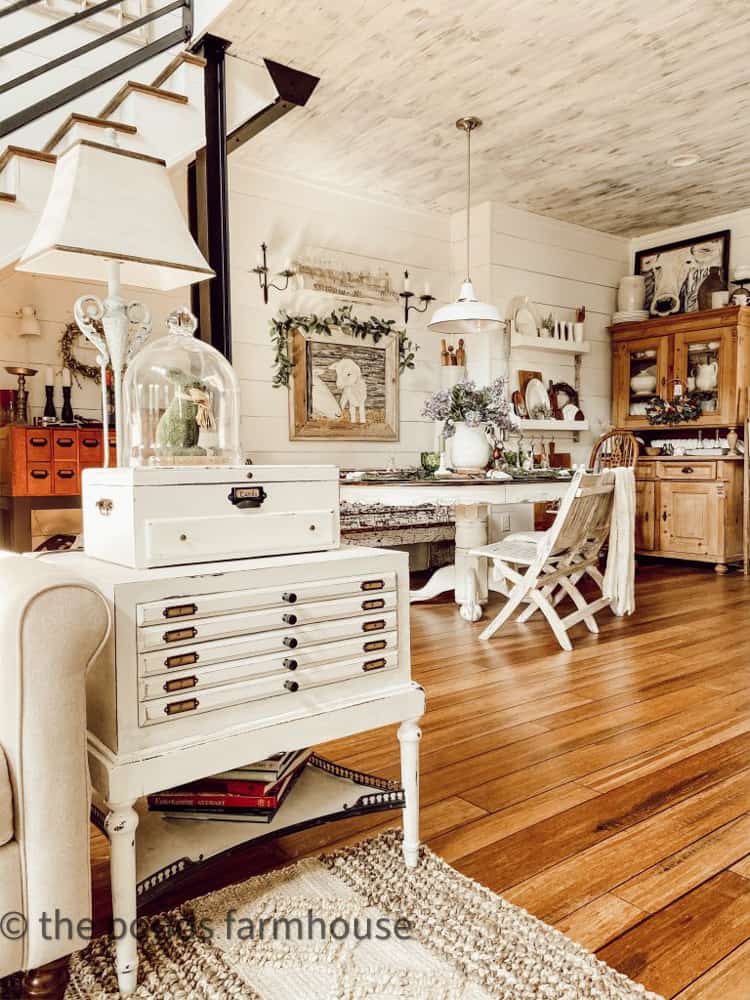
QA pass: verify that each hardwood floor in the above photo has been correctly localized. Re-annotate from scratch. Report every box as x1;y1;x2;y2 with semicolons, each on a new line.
90;561;750;998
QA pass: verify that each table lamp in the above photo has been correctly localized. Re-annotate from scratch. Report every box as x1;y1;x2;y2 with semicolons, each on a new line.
17;137;214;465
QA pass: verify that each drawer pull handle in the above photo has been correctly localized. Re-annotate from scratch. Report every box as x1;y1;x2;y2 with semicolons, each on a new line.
681;466;694;474
163;626;197;644
282;613;298;625
361;579;385;591
81;438;99;448
29;437;48;447
283;636;298;649
362;598;385;611
227;485;267;509
56;437;74;448
283;658;298;671
30;469;49;479
284;679;299;692
363;619;386;633
163;675;198;694
96;498;113;516
282;592;297;603
363;657;387;672
162;603;198;620
364;639;387;652
164;698;199;716
57;469;75;479
164;651;199;669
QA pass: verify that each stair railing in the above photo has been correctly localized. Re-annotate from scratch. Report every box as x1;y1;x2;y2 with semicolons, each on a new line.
0;0;193;139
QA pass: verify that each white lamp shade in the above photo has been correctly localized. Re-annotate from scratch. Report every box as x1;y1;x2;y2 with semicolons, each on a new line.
17;305;41;337
428;281;503;335
17;141;213;291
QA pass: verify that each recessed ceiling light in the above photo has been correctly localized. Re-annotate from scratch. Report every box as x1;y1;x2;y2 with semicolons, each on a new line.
668;153;700;168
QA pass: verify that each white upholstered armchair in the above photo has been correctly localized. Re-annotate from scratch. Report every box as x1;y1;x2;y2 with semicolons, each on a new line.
0;555;110;999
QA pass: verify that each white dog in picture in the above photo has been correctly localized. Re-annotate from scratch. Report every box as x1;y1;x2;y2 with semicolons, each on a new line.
311;373;342;419
329;357;367;423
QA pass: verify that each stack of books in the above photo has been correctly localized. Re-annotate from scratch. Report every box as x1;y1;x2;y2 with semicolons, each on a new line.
147;749;312;823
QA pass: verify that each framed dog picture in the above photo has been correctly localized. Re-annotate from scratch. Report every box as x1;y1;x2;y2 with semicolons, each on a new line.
288;328;399;440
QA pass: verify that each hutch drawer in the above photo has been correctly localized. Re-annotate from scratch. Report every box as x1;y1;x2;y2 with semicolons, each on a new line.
53;462;79;494
26;430;52;461
26;463;52;494
655;461;715;481
52;430;78;459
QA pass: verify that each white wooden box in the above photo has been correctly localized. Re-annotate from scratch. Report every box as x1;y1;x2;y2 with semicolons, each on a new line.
82;465;340;569
39;547;412;757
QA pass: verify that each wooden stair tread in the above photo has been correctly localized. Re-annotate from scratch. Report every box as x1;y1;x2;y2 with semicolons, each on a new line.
43;114;137;154
99;80;189;119
151;51;207;89
0;146;56;174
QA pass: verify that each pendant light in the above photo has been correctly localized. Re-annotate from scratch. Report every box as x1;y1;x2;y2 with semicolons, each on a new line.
428;116;502;335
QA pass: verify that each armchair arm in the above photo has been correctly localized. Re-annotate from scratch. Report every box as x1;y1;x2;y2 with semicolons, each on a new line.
0;555;110;971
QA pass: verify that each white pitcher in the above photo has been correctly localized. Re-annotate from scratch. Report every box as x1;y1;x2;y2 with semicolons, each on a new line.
694;361;718;391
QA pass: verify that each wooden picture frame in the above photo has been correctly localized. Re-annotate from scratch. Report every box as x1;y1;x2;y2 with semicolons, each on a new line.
634;229;730;316
288;328;399;441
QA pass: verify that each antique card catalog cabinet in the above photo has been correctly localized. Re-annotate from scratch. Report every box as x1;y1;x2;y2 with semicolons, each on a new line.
39;545;424;996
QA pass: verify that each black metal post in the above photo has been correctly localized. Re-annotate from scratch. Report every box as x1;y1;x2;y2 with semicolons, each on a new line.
201;34;232;361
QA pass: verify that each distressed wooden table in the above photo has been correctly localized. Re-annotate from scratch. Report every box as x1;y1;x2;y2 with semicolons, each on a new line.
339;476;572;620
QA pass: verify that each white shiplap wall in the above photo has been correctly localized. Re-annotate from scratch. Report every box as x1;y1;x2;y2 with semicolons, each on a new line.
228;161;452;468
0;269;183;422
450;202;630;463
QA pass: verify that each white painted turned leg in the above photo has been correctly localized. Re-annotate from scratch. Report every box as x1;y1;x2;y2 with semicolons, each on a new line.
459;557;483;622
105;802;139;997
454;503;489;607
410;563;455;602
398;719;422;868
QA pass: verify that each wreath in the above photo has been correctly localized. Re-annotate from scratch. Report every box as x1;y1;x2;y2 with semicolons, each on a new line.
646;395;702;425
60;322;105;386
270;305;418;388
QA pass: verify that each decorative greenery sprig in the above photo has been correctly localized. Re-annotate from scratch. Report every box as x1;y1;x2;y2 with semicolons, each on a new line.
645;395;702;425
269;305;418;388
60;322;104;386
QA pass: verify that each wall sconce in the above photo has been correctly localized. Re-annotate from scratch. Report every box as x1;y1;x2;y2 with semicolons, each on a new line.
251;242;296;304
399;270;435;324
16;305;41;337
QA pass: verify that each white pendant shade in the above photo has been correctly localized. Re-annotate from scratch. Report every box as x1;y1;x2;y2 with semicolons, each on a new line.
17;140;213;290
428;280;502;335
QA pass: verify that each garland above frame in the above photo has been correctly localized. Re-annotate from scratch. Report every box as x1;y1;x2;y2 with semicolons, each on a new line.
269;305;418;388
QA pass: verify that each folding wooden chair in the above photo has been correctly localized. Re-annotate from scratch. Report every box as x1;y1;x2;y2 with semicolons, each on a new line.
471;469;616;651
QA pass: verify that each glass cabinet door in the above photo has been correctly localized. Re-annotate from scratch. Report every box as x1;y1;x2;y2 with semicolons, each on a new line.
615;335;669;427
673;327;735;425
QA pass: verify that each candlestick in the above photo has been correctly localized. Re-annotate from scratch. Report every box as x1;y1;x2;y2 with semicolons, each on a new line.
403;270;411;293
61;385;74;423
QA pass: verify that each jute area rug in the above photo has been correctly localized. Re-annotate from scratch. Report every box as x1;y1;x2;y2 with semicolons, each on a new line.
20;830;665;999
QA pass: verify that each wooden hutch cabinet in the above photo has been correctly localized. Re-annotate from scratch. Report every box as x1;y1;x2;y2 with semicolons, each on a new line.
611;306;750;430
611;306;749;573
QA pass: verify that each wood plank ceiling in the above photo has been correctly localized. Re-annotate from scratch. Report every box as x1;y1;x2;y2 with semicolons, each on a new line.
215;0;750;236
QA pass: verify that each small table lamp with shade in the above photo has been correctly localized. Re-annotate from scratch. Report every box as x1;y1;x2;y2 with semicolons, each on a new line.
16;136;214;466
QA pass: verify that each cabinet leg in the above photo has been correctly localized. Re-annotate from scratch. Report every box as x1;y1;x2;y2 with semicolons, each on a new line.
105;801;139;997
398;719;422;868
714;563;729;575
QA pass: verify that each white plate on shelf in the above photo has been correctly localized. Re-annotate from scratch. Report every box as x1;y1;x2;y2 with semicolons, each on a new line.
506;296;541;337
525;377;549;416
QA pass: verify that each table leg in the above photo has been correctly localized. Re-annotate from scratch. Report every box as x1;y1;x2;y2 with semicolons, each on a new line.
409;563;455;602
105;801;139;997
398;719;422;868
454;502;488;614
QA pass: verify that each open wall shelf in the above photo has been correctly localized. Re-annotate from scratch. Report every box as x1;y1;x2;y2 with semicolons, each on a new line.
512;333;590;355
519;418;590;432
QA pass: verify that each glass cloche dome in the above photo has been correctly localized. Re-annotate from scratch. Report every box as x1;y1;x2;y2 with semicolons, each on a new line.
123;308;241;467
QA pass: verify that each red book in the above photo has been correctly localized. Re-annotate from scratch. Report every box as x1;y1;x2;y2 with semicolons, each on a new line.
148;791;280;811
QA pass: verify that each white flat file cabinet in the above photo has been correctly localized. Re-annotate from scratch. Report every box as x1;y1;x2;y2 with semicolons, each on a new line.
41;547;425;997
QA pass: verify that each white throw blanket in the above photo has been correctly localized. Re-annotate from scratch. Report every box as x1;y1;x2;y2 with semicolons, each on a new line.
603;466;636;616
